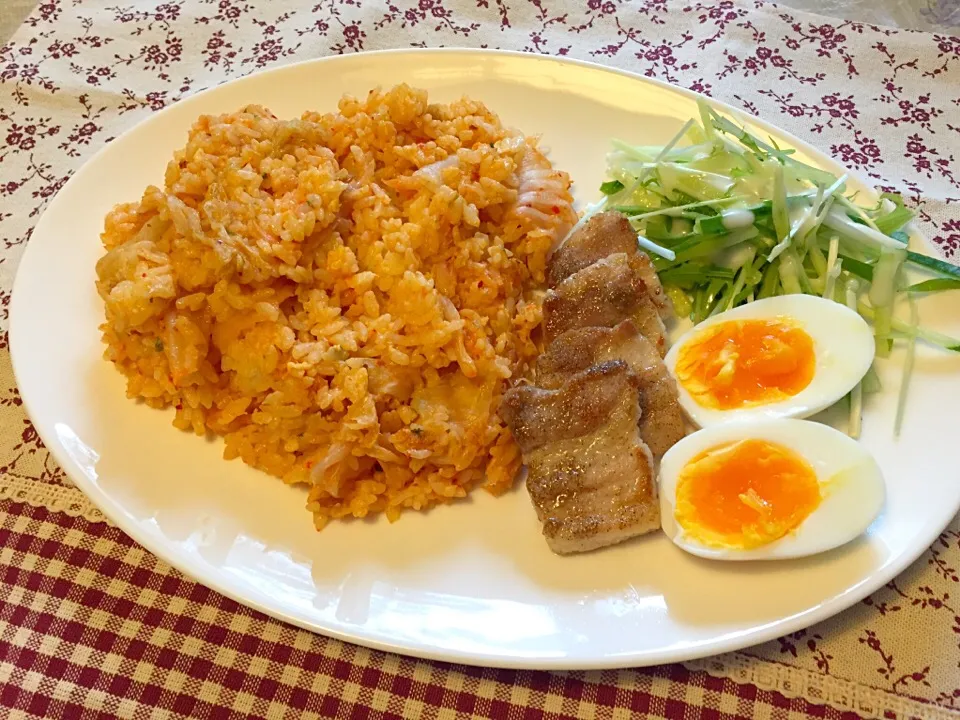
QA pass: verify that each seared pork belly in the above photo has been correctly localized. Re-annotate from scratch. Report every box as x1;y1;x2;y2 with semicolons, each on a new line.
548;211;670;318
629;250;671;320
500;210;685;555
536;321;686;457
547;211;638;286
501;361;660;554
542;253;667;353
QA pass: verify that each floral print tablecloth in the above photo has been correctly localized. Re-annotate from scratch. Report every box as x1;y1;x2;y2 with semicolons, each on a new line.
778;0;960;32
1;1;960;719
1;0;959;43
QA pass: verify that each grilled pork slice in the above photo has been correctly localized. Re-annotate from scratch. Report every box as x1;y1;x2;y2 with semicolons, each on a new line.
542;253;667;353
536;321;686;457
548;211;670;318
501;360;659;554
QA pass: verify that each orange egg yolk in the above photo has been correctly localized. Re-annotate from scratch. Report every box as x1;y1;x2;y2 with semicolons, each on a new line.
674;438;821;549
675;318;816;410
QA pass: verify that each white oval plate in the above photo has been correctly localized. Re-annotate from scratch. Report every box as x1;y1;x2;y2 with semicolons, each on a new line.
10;49;960;669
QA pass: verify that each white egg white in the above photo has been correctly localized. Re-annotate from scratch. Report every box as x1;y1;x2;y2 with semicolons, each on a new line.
664;295;874;428
658;419;885;561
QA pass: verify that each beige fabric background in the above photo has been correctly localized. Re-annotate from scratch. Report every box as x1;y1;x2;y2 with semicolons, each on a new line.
0;1;35;44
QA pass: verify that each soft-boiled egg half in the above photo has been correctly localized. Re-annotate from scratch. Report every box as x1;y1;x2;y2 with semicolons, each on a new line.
664;295;874;427
658;419;885;560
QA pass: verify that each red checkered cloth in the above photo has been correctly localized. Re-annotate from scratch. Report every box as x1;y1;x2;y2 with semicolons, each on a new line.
0;502;866;720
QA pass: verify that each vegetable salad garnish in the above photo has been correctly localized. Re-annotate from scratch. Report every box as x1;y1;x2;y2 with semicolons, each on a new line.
584;101;960;437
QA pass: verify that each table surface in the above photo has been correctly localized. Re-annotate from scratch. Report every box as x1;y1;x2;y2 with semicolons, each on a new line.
2;1;960;719
0;1;35;45
1;0;959;41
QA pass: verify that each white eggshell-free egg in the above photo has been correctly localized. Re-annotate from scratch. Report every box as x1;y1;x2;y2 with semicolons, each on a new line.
658;419;886;561
664;295;874;428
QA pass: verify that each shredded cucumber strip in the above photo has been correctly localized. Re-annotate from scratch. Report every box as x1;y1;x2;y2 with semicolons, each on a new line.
856;300;960;351
822;236;842;301
846;278;863;439
893;298;918;438
637;235;676;261
822;208;904;252
908;278;960;293
625;195;748;222
868;248;906;358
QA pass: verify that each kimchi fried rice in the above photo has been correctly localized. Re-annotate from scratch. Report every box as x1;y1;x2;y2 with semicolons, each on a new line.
95;84;576;529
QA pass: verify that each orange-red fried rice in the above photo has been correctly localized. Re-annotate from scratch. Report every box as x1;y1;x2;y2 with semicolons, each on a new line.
95;84;576;529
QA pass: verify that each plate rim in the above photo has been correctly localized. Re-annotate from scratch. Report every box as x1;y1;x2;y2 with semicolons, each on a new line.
9;47;959;670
